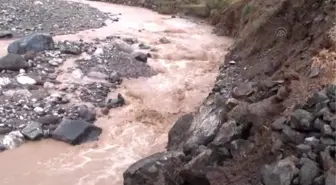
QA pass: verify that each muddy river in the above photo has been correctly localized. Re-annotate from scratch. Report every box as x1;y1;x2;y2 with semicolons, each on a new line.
0;1;232;184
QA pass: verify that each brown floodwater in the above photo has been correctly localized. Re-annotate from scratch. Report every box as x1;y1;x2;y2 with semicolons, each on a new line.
0;1;232;185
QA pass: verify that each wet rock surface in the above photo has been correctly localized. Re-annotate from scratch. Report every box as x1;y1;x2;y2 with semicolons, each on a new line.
0;0;111;37
8;33;55;54
52;118;102;145
0;33;156;150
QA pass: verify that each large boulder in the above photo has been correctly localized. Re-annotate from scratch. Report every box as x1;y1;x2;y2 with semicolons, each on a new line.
211;119;250;147
112;39;134;54
123;151;185;185
261;156;299;185
178;98;227;153
0;53;29;71
52;118;102;145
167;113;194;151
8;33;55;54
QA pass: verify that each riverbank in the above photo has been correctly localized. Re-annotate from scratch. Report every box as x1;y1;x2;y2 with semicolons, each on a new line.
0;1;232;184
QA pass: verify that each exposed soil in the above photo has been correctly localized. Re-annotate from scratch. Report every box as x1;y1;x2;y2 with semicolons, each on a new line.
207;0;336;184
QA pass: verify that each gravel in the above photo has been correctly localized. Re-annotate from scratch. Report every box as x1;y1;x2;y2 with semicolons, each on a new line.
0;33;157;150
0;0;111;37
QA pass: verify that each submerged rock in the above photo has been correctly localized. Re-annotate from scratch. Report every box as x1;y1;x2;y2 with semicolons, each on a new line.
52;118;102;145
132;51;149;63
106;94;125;109
113;39;134;54
8;33;55;54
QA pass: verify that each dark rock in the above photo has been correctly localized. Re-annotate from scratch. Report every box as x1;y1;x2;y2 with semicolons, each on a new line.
311;90;329;105
182;148;212;171
297;144;312;153
313;175;325;185
317;108;334;122
314;101;330;115
272;138;284;153
36;115;61;125
247;96;285;126
321;124;333;136
272;116;287;131
52;118;102;145
179;170;211;185
106;94;125;109
304;137;320;148
0;144;5;152
8;33;55;54
139;43;151;50
0;53;29;71
211;119;250;147
231;82;253;98
21;121;43;140
282;125;306;144
60;46;81;55
328;102;336;112
132;51;149;63
181;98;227;153
292;177;299;185
326;84;336;100
291;109;314;131
299;158;320;185
167;113;194;151
159;37;170;44
225;98;240;111
320;136;335;145
261;156;299;185
276;86;290;101
313;118;327;131
330;117;336;130
0;127;12;135
23;51;37;61
108;71;122;84
75;104;96;122
320;147;335;171
325;170;336;185
123;151;185;185
229;139;254;157
0;31;13;38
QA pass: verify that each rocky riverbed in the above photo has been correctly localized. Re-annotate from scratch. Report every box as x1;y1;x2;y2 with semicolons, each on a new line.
0;0;115;37
0;32;157;150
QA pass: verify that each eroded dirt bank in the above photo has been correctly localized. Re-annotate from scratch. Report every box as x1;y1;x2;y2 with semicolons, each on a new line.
116;0;336;185
0;0;232;185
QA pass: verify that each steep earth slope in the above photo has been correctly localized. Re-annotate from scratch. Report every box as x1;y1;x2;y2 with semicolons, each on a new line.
121;0;336;184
